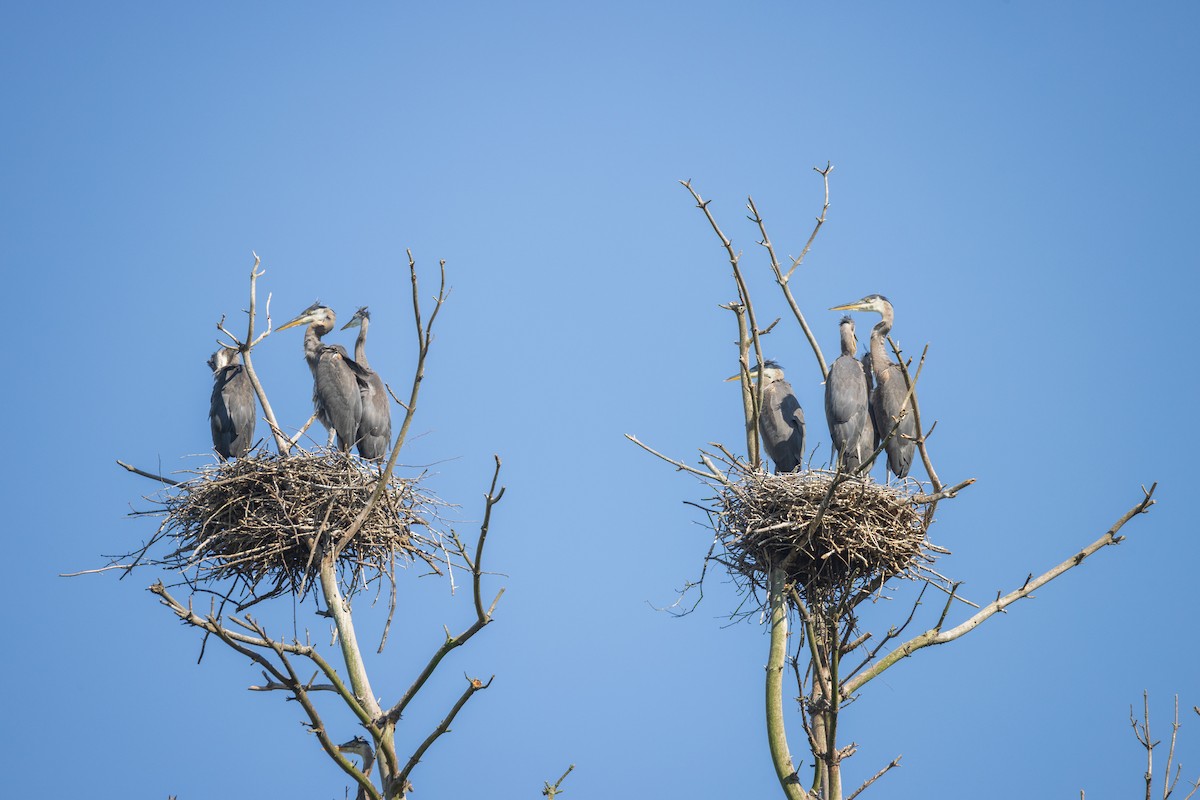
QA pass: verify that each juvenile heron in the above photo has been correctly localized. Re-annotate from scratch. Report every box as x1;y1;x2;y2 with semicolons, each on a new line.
825;316;875;472
728;361;806;473
277;302;365;453
829;294;916;479
208;347;257;459
341;307;392;461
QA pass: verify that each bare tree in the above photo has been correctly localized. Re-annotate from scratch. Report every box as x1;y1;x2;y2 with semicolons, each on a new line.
630;171;1158;800
103;254;509;799
1103;693;1200;800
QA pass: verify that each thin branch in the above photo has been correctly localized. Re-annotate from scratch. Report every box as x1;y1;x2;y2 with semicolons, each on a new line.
1136;692;1156;800
846;756;902;800
1165;695;1181;800
472;456;505;623
396;675;493;790
842;485;1157;696
542;764;576;799
288;412;320;449
383;469;505;724
680;181;769;460
723;302;761;468
910;478;976;504
336;254;446;556
786;163;833;281
231;254;289;453
151;583;374;728
624;435;731;485
115;460;180;486
747;188;829;380
257;626;382;800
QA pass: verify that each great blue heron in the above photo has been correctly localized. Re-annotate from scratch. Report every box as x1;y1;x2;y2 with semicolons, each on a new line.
829;294;916;478
277;302;368;453
825;316;875;472
340;307;392;461
727;361;806;473
208;346;257;459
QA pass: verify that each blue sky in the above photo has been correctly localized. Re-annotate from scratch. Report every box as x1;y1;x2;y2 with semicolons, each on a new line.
3;2;1197;798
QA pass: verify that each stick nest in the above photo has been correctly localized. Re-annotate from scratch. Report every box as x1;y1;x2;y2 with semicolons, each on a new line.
126;450;445;609
712;468;940;605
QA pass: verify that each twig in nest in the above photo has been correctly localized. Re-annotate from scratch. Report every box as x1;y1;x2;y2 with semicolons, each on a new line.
709;463;945;612
112;448;451;613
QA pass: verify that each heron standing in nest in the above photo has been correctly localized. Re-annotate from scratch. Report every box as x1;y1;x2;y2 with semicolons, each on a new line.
277;302;372;453
825;316;875;473
829;294;916;479
728;360;806;473
208;346;257;459
341;306;392;461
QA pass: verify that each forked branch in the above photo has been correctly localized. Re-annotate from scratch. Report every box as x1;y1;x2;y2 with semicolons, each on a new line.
384;458;506;725
224;253;289;453
337;253;448;556
746;173;831;381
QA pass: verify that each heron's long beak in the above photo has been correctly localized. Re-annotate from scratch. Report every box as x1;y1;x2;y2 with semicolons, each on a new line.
726;366;765;382
276;316;309;332
340;318;361;331
829;301;867;312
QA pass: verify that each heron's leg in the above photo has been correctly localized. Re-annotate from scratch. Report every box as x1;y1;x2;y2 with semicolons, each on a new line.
327;428;336;448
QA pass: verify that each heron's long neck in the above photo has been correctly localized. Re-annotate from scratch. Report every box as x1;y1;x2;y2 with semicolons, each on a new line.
869;314;892;378
303;325;325;371
354;320;369;368
840;325;857;357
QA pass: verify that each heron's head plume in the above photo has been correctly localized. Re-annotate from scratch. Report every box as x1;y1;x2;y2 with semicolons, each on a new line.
278;301;336;334
830;294;893;316
726;360;785;383
207;347;241;372
838;315;858;355
341;306;371;330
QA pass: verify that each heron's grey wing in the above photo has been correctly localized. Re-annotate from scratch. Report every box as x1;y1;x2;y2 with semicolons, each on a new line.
874;369;916;478
227;367;257;457
783;392;805;468
757;383;788;471
209;373;234;459
355;371;392;460
315;350;362;451
760;379;804;473
826;356;873;470
341;357;391;458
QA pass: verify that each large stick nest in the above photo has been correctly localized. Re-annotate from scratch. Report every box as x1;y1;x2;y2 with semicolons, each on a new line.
711;467;941;606
125;449;445;609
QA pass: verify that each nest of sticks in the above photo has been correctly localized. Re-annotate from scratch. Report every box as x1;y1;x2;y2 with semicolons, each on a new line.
711;467;940;606
126;449;444;609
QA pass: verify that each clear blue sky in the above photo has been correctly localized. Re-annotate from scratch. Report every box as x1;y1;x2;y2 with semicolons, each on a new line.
3;2;1196;797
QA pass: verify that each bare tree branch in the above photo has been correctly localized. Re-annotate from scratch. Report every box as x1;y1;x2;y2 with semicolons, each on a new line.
396;675;493;791
623;435;732;485
542;764;576;799
786;163;833;282
747;185;830;380
115;460;179;486
336;254;447;556
846;755;901;800
227;253;289;454
384;464;506;724
842;484;1157;697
